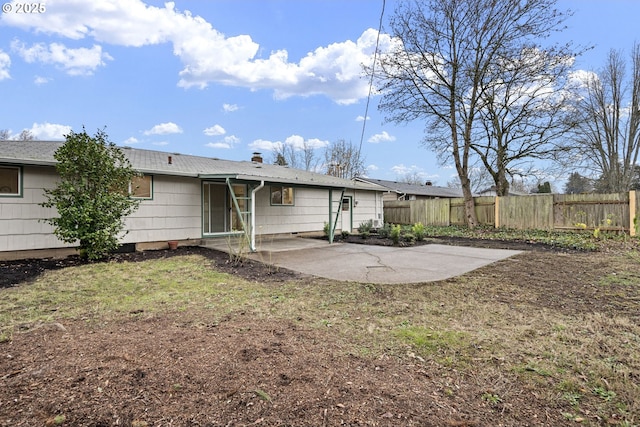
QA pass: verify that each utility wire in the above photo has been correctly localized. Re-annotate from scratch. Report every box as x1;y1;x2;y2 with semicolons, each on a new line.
357;0;386;164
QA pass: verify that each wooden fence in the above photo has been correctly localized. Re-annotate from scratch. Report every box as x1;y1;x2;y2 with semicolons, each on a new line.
383;191;638;236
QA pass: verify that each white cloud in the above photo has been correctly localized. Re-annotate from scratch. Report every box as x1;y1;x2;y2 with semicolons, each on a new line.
11;40;112;76
249;138;279;152
152;141;169;146
223;103;239;113
28;122;72;140
123;136;139;145
390;164;434;178
284;134;329;150
1;1;392;103
368;131;396;144
0;50;10;80
203;124;225;136
356;115;370;122
34;75;51;85
366;164;379;172
143;122;183;135
205;135;240;149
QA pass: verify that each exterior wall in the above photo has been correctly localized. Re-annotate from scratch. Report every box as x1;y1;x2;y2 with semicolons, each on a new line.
0;166;203;254
122;175;202;243
0;166;67;252
123;175;202;243
254;186;383;235
1;165;384;255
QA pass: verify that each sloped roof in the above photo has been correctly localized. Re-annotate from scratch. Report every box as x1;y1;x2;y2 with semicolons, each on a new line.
357;177;463;198
0;140;382;191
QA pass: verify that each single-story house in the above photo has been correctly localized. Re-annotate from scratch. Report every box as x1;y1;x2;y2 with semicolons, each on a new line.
0;141;384;259
476;186;528;196
355;177;463;202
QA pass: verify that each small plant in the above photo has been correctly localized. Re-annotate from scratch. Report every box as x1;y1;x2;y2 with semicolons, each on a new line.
358;219;373;238
412;222;426;241
403;232;416;244
378;222;392;238
341;230;350;239
481;392;502;406
390;224;402;245
592;386;616;402
323;222;330;237
254;389;272;402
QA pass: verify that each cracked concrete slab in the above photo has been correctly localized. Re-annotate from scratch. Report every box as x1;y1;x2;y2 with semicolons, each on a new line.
243;238;521;284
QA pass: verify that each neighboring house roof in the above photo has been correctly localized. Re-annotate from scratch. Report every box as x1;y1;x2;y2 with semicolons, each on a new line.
356;177;464;198
0;140;382;191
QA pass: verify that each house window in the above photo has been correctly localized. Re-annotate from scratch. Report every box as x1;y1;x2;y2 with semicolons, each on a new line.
270;186;294;205
130;175;153;199
0;166;21;196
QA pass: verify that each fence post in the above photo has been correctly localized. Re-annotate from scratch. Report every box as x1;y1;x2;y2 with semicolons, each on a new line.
494;196;500;229
630;190;637;237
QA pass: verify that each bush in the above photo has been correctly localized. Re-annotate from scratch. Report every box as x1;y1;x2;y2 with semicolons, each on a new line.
390;224;402;245
358;219;373;239
412;222;426;241
323;222;330;237
378;223;392;239
40;128;140;260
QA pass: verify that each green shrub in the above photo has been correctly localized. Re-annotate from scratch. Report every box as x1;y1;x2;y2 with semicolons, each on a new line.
358;219;373;239
403;232;416;244
341;230;350;239
378;223;392;238
390;224;402;245
412;222;426;241
323;222;330;237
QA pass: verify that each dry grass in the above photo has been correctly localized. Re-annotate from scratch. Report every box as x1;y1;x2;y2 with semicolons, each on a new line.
1;249;639;425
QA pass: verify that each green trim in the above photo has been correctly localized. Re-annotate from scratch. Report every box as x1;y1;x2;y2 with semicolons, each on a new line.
0;164;23;198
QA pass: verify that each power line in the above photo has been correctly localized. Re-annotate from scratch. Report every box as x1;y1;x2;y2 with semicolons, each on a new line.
357;0;386;163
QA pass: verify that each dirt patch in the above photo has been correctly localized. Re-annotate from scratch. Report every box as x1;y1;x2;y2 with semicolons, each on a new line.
1;239;639;426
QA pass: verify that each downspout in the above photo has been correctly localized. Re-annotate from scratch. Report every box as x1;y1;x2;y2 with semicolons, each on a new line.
250;180;265;252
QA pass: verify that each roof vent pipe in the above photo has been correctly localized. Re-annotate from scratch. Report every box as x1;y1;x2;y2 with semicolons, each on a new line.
251;152;263;163
168;155;173;165
425;181;432;186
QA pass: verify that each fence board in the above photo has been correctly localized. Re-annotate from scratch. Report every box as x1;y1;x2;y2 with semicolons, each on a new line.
382;192;638;234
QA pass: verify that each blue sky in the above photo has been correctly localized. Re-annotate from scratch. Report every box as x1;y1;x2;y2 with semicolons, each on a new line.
1;0;638;186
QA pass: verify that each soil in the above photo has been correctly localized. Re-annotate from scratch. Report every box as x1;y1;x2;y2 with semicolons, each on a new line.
1;237;638;426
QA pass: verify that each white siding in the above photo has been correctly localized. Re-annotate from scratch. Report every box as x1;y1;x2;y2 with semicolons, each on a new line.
0;166;67;251
1;165;384;253
254;186;383;235
123;175;201;243
0;167;203;252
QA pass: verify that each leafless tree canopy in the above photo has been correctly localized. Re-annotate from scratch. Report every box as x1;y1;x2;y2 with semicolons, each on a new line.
323;139;366;179
376;0;574;223
570;44;640;192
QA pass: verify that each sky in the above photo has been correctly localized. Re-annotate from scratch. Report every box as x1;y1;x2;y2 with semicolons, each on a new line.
1;0;639;186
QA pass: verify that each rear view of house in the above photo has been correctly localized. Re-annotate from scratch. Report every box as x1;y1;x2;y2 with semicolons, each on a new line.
0;141;384;260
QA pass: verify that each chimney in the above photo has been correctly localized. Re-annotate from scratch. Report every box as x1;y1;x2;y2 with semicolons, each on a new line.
425;181;432;186
251;152;263;163
168;155;173;165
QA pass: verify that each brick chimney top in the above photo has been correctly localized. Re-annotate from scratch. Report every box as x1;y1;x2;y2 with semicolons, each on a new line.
251;152;263;163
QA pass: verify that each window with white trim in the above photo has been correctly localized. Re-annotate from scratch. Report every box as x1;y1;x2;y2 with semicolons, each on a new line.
130;175;153;199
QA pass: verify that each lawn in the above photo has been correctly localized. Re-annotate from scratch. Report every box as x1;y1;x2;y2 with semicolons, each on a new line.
0;235;639;426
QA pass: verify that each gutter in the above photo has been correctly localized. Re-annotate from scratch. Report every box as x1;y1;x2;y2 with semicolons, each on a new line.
250;180;265;252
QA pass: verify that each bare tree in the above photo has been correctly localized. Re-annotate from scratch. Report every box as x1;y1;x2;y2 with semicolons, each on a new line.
376;0;574;226
271;140;320;171
570;44;640;192
323;139;365;179
0;129;10;140
399;171;428;185
17;129;36;141
474;47;580;196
